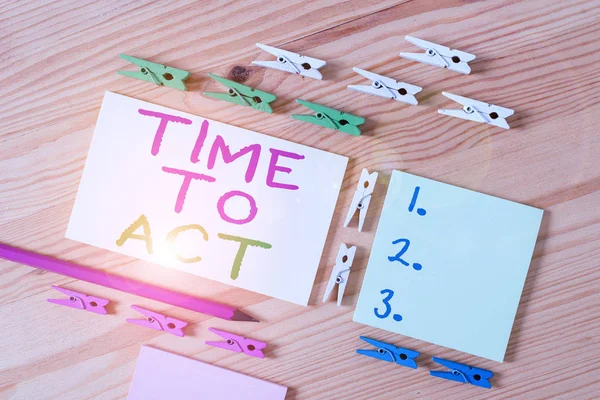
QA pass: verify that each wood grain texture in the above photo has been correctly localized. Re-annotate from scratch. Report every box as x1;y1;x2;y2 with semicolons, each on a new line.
1;0;599;398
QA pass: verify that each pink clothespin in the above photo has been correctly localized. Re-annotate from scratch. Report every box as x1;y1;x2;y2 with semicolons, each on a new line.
206;327;266;359
47;285;109;315
126;305;188;337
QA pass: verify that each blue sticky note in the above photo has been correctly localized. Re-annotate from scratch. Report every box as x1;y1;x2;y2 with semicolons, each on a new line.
353;170;543;362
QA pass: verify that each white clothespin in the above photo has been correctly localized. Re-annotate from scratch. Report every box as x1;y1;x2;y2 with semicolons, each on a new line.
438;92;514;129
347;68;422;105
344;169;378;232
252;43;327;80
400;36;475;75
322;243;357;306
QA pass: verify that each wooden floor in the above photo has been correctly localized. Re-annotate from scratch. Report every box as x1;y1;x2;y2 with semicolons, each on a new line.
1;0;599;399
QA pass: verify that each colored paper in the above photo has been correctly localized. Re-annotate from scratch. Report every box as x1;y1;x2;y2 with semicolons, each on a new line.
66;92;348;305
353;170;543;362
127;346;287;400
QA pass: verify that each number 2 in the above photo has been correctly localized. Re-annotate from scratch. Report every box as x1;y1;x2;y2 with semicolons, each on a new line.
388;238;410;266
374;289;394;319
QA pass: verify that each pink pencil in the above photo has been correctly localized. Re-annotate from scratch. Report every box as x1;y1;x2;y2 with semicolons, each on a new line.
0;243;258;322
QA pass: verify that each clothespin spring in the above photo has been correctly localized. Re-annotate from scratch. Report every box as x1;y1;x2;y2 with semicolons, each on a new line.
335;267;351;284
372;80;405;100
357;193;372;209
378;347;400;362
451;368;469;384
316;111;340;130
463;105;489;124
426;48;450;68
141;67;161;85
68;295;85;308
65;293;102;310
228;87;251;106
277;54;300;74
146;315;177;331
226;337;258;351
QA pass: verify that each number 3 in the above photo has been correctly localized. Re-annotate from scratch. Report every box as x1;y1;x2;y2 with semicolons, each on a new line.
374;289;394;319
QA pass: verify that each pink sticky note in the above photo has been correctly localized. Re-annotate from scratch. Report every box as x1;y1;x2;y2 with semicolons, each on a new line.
127;346;287;400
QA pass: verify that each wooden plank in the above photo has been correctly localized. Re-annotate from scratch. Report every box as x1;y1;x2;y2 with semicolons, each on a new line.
1;0;599;398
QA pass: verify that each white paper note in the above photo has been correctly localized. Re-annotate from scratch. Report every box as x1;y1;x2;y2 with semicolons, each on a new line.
66;92;348;305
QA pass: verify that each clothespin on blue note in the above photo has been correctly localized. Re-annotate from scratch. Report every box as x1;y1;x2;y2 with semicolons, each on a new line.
348;68;422;105
344;168;378;232
117;54;189;90
204;73;277;114
252;43;327;80
438;92;514;129
356;336;420;369
430;357;493;389
322;243;357;306
400;36;476;75
291;99;365;136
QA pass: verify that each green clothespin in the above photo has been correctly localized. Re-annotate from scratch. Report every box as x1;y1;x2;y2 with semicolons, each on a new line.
117;54;190;90
291;99;365;136
204;74;276;114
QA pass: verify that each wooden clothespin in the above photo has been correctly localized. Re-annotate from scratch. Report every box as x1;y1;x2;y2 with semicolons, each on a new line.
204;73;277;113
47;286;109;315
291;99;365;136
322;243;357;306
344;169;378;232
356;336;420;369
430;357;494;389
126;305;188;337
252;43;327;80
206;328;267;359
438;92;514;129
117;54;189;90
400;36;476;75
348;67;422;105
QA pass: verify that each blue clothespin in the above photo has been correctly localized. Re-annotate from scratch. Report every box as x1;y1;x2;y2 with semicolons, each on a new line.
430;357;493;389
356;336;420;369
